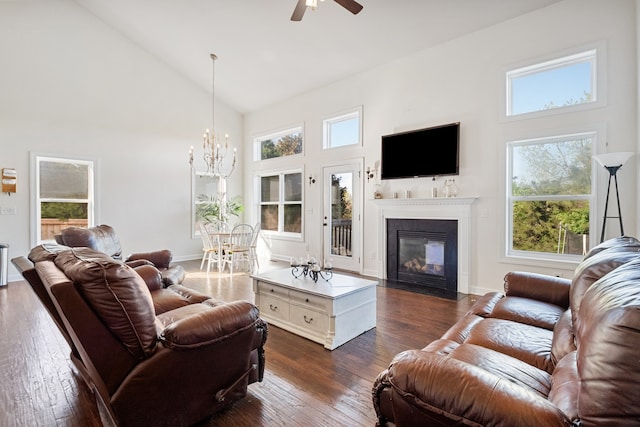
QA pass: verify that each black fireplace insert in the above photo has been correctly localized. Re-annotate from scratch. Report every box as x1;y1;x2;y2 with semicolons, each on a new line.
386;218;458;293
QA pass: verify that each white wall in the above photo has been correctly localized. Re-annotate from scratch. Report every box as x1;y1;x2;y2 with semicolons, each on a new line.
244;0;638;294
0;0;244;281
1;1;636;292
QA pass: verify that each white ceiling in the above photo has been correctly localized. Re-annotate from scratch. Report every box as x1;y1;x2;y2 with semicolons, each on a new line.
73;0;562;114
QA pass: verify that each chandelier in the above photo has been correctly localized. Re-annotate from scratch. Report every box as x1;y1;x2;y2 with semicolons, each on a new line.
189;54;236;180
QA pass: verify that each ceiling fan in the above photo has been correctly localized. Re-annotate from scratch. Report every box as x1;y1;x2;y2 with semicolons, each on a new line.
291;0;363;22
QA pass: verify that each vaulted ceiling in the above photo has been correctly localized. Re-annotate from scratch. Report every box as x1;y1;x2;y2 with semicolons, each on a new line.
73;0;562;114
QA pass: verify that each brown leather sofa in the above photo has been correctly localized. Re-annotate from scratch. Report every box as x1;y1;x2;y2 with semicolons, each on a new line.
55;224;186;287
373;236;640;426
14;243;267;427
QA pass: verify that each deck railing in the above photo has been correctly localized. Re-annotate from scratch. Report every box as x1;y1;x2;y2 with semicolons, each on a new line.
331;219;352;256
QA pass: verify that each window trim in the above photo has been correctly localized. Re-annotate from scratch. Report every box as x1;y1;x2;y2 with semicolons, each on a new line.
322;105;363;149
503;131;597;266
256;168;304;241
30;152;98;246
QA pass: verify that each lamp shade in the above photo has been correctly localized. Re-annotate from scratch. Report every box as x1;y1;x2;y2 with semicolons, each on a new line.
593;152;635;168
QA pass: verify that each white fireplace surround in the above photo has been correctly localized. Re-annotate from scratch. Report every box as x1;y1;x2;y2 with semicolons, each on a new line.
372;197;477;294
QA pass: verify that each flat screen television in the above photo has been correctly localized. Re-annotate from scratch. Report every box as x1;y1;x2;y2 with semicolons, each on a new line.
380;122;460;180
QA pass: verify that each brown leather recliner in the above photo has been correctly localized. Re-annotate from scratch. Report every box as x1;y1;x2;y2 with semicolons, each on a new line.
56;224;185;287
373;236;640;426
15;244;267;427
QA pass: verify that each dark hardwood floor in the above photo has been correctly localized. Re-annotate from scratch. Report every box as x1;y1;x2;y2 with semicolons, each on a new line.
0;259;479;426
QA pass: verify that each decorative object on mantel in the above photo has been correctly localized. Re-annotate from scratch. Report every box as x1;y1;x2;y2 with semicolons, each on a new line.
189;54;238;223
431;176;438;198
593;151;635;242
441;178;458;198
290;256;333;282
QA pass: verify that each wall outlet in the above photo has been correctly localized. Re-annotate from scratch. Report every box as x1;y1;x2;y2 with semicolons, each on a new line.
0;207;16;215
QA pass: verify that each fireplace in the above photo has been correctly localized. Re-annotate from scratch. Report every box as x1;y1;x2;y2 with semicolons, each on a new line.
372;197;476;295
387;219;458;292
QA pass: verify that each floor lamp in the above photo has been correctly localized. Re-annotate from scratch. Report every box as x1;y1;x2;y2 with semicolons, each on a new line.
593;152;635;243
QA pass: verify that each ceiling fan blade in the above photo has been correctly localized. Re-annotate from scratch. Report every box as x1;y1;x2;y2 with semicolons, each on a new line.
291;0;307;21
333;0;363;15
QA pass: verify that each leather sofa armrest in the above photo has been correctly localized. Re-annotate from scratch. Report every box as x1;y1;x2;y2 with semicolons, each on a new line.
386;350;570;426
159;301;261;350
503;271;570;308
126;249;172;269
126;259;154;269
133;264;164;291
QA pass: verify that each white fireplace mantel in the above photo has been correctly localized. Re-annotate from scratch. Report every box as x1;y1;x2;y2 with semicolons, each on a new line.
371;197;477;294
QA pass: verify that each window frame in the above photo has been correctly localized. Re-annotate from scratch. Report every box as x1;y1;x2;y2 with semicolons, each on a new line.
505;131;597;264
503;45;605;121
257;169;304;241
322;106;363;149
30;153;97;246
253;124;304;162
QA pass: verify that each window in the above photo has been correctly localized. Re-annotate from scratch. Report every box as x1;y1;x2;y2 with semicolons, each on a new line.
506;49;596;117
254;126;303;161
323;106;362;149
32;154;95;244
260;171;302;236
507;133;593;259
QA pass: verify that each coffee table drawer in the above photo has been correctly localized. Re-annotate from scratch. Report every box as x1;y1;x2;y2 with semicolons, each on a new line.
260;294;290;322
289;305;329;336
289;289;328;312
259;283;289;299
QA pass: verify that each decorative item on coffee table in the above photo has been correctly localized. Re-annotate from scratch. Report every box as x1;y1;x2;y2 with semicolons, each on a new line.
290;256;333;282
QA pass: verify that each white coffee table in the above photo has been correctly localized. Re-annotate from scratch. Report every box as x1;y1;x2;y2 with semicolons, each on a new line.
252;268;377;350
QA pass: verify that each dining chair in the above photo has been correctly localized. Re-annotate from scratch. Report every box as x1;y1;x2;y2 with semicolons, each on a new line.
249;222;261;273
222;223;254;274
198;222;220;273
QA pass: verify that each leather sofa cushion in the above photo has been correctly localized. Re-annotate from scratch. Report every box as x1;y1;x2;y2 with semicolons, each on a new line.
440;313;484;344
29;242;71;263
449;343;552;398
53;247;158;360
385;350;570;426
60;224;123;259
574;257;640;425
158;301;260;350
550;309;575;365
547;351;579;421
582;235;640;259
465;318;554;372
490;296;565;330
570;244;640;322
417;339;553;397
151;284;216;315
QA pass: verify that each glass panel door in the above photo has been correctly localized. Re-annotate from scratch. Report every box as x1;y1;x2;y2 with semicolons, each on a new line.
323;160;362;272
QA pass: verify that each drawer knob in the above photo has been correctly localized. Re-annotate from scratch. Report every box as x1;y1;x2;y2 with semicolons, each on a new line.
304;315;313;324
269;304;278;311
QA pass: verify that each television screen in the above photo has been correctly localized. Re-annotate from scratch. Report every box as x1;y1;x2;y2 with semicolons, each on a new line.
380;122;459;180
